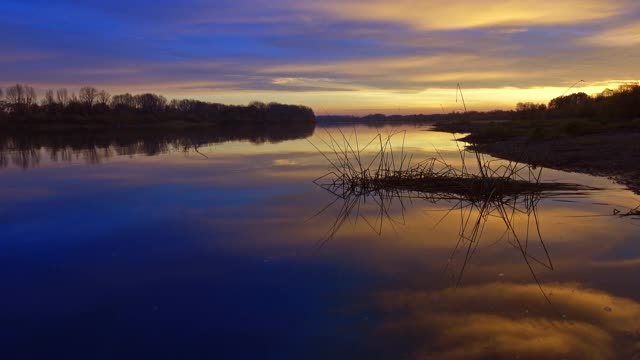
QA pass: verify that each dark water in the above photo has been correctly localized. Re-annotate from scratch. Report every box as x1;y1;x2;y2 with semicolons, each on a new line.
1;125;639;359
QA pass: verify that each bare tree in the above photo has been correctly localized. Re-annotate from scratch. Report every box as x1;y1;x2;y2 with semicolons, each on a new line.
0;87;3;101
96;90;111;106
157;95;167;110
56;88;69;106
134;93;167;112
24;85;37;107
42;89;55;107
111;93;136;109
249;101;267;109
4;84;36;113
79;86;98;107
5;84;25;104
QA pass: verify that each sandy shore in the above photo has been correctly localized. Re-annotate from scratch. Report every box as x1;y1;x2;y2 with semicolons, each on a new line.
466;132;640;194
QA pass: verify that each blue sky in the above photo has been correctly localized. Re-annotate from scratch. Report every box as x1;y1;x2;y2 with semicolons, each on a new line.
1;0;639;114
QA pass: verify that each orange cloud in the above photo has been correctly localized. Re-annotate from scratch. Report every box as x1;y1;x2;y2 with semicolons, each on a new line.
375;282;640;359
301;1;630;30
585;22;640;47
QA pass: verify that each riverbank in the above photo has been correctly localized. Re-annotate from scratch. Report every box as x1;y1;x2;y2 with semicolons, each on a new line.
434;119;640;194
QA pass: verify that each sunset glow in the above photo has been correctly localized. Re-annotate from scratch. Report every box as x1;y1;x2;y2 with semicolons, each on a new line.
1;0;639;114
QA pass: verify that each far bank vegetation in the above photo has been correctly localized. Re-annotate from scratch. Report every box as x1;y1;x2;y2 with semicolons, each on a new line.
0;84;316;127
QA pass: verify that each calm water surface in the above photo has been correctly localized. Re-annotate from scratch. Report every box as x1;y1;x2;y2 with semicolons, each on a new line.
1;125;639;359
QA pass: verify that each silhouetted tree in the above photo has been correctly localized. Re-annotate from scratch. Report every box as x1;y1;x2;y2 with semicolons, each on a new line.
591;83;640;119
40;89;57;114
5;84;25;105
249;101;267;110
0;84;316;126
97;90;111;106
65;92;84;113
600;88;615;97
42;89;55;107
548;93;591;110
25;86;37;107
548;92;593;118
168;99;180;111
516;102;544;112
134;93;166;112
0;87;5;117
515;102;546;120
79;87;98;107
56;88;69;106
5;84;37;114
111;93;136;110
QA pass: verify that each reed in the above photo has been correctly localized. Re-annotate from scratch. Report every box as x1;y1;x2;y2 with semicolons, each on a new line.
310;128;602;305
310;129;597;202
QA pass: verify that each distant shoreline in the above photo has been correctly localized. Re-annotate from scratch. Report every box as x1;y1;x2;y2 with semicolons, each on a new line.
315;83;640;194
432;119;640;194
0;84;316;129
317;114;440;125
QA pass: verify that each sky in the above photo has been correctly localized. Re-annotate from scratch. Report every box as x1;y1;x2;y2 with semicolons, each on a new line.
1;0;639;115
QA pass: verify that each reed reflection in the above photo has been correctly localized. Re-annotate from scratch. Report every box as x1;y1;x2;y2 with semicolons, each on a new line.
311;129;640;359
0;121;315;169
312;129;602;295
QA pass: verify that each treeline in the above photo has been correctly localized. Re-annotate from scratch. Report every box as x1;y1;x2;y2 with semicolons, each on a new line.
318;113;442;125
0;84;316;126
513;83;640;120
319;84;640;125
318;111;518;125
436;83;640;122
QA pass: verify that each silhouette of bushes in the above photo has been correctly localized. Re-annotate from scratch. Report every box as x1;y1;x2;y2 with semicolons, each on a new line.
0;84;316;127
515;102;547;120
2;83;638;129
546;84;640;120
436;84;640;136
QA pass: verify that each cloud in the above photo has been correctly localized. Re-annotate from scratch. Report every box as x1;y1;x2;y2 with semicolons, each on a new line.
374;282;640;359
0;51;54;63
261;54;537;90
585;22;640;47
272;159;298;167
2;0;640;113
261;50;640;92
300;1;631;30
270;77;356;91
490;27;530;34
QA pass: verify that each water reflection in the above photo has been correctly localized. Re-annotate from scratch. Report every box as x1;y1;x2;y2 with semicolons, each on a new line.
372;283;640;360
307;128;640;359
312;130;604;294
0;125;638;359
0;121;315;168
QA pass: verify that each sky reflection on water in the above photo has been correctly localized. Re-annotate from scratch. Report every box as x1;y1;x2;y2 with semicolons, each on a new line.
0;125;638;359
